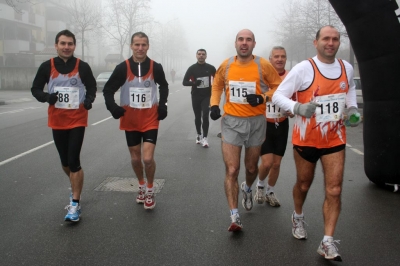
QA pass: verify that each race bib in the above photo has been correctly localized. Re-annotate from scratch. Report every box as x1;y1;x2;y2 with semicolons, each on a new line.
228;81;256;104
314;93;346;122
129;87;152;109
196;76;209;88
266;102;285;119
54;87;79;109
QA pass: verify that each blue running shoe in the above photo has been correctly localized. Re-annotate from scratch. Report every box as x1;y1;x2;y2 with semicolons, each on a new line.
64;202;81;222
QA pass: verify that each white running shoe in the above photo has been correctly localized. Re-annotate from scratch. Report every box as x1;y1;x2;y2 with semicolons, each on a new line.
196;134;202;144
228;213;243;232
240;182;253;211
254;186;265;204
291;211;308;239
202;137;209;148
317;238;342;261
265;192;281;207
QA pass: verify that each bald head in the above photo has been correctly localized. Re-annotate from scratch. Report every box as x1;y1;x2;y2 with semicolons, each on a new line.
235;29;255;42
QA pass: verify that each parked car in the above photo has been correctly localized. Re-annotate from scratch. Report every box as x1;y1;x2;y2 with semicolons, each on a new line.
96;72;112;91
354;77;363;108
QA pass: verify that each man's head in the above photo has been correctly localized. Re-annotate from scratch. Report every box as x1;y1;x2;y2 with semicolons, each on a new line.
130;32;149;63
196;49;207;64
314;25;340;63
54;30;76;61
235;29;256;61
269;46;287;74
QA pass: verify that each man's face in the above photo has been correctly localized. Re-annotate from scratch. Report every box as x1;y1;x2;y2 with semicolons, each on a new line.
270;49;287;73
55;35;75;60
235;30;256;59
131;36;149;62
313;27;340;63
196;51;207;64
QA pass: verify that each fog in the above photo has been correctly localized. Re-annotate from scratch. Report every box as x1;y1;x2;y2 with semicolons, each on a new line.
149;0;283;68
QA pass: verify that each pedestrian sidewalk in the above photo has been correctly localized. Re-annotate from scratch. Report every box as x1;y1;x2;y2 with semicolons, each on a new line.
0;90;33;105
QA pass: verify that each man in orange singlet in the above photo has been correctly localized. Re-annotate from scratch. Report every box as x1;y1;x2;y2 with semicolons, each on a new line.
273;26;361;261
254;46;290;207
103;32;169;210
31;29;97;222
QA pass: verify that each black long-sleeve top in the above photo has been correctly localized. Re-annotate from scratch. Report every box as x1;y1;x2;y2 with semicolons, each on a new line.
182;62;216;97
103;56;169;111
31;56;97;102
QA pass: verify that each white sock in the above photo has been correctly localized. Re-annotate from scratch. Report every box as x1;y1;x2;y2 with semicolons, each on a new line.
294;211;304;218
257;179;265;187
323;235;333;242
146;187;154;194
230;209;239;216
266;185;274;194
244;183;252;192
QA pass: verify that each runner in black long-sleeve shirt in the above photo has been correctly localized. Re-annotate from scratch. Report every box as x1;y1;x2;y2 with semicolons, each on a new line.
182;49;216;147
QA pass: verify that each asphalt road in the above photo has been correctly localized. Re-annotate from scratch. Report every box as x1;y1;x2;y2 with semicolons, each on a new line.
0;86;399;266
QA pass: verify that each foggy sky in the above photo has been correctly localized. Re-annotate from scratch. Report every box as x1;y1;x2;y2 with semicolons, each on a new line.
150;0;285;69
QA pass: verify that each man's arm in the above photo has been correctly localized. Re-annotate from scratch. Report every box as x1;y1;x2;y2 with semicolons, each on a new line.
31;62;50;103
103;63;126;111
182;65;196;86
210;64;225;107
154;63;169;104
79;62;97;102
262;60;282;101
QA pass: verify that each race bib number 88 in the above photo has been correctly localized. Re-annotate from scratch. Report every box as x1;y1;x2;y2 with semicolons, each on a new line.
54;87;79;109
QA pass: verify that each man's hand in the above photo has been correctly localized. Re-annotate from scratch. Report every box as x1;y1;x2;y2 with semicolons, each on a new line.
83;95;95;110
246;94;264;107
210;105;221;120
46;91;59;105
111;106;126;119
158;102;168;120
194;80;202;86
293;102;321;118
346;106;361;127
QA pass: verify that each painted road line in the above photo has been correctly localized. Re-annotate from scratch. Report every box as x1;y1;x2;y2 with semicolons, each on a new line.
92;116;113;126
0;141;54;166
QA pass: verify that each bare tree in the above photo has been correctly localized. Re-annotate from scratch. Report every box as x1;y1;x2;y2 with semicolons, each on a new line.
5;0;33;13
66;0;102;61
102;0;152;61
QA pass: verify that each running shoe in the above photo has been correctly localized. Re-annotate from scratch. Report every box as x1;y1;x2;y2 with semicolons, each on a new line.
64;202;81;222
265;192;281;207
291;211;307;239
317;238;342;261
240;182;253;211
228;213;243;232
196;134;202;144
136;186;146;203
144;192;156;210
202;137;209;148
254;186;265;204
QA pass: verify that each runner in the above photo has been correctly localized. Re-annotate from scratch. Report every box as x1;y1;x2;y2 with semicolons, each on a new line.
272;25;361;261
103;32;169;210
31;29;97;222
183;49;216;147
254;46;291;207
210;29;281;231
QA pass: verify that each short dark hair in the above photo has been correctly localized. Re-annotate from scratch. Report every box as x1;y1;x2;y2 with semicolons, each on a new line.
315;25;340;40
197;49;207;54
131;32;149;44
55;30;76;45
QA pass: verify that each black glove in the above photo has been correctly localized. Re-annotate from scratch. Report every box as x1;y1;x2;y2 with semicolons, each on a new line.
194;80;202;86
158;102;168;120
246;94;264;107
111;106;126;119
210;105;221;120
46;91;59;105
83;95;95;110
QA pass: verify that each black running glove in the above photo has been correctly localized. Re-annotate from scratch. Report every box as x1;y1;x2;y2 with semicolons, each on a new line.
111;106;126;119
158;102;168;120
46;91;59;105
246;94;264;107
83;95;95;110
210;105;221;120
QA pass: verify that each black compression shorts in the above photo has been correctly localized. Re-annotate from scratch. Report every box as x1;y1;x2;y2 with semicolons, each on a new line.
260;119;289;156
293;144;346;163
125;129;158;147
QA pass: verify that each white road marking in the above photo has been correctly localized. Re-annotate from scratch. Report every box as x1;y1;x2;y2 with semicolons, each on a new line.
346;143;364;155
0;141;54;166
92;116;112;125
0;106;41;115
